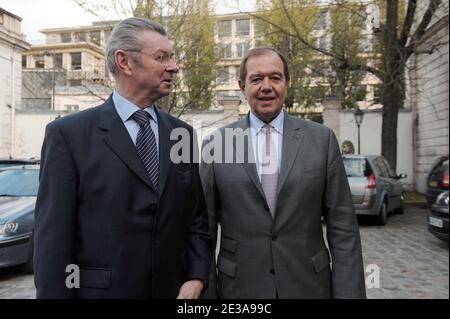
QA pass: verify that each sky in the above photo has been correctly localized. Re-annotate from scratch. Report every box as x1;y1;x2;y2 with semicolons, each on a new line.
0;0;255;44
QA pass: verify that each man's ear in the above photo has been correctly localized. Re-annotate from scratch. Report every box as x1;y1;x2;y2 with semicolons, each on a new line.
115;50;133;76
238;79;245;92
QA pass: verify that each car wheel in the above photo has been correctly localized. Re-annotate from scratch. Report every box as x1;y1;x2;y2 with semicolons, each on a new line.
375;201;387;226
21;234;34;274
396;193;405;214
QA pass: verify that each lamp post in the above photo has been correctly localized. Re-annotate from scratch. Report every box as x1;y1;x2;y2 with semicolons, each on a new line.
354;108;364;155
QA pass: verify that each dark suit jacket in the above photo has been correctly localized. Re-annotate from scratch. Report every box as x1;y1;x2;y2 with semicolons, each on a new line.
200;113;366;299
34;96;210;298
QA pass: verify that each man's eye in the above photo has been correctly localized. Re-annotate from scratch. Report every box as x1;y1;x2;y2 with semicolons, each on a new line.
250;78;261;83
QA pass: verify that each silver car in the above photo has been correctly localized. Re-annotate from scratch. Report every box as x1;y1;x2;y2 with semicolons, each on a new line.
343;155;406;225
0;165;39;272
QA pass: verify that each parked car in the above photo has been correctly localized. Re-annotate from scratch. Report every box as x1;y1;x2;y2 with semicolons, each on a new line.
427;191;449;242
426;157;449;205
0;165;39;273
0;158;40;170
343;155;407;225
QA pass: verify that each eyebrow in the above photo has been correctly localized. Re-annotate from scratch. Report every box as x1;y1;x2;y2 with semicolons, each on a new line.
249;72;284;78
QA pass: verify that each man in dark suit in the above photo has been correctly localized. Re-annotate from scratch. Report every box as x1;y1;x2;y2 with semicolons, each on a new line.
200;47;366;298
34;17;210;299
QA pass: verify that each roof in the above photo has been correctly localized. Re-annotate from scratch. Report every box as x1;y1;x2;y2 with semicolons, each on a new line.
0;7;22;21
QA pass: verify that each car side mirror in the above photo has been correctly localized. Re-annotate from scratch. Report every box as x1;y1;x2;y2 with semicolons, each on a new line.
397;173;407;179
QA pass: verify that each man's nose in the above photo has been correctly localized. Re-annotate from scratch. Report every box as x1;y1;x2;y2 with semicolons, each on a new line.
166;60;179;73
261;78;273;92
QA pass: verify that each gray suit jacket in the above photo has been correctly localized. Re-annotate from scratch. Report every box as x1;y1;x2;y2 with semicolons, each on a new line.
200;112;366;299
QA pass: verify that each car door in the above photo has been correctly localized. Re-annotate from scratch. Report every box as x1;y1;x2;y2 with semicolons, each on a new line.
380;157;403;210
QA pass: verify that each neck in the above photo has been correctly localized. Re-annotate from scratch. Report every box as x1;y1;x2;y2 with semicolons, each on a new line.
115;79;156;109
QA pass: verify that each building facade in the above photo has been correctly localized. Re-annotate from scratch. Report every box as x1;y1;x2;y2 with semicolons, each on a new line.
406;3;449;193
0;7;30;158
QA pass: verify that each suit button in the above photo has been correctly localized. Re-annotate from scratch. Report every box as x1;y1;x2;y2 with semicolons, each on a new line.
272;235;278;241
270;268;275;275
153;240;159;245
149;204;157;212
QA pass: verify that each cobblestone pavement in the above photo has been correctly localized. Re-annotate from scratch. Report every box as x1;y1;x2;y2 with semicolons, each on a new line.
0;206;448;299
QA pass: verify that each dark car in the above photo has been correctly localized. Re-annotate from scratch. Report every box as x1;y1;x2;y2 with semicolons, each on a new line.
0;158;40;170
426;157;449;205
343;155;407;225
427;191;449;242
0;165;39;272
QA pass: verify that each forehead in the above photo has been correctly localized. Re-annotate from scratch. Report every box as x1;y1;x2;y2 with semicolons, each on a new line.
140;30;172;53
245;52;285;77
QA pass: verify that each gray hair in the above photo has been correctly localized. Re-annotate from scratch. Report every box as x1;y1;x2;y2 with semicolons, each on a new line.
106;17;166;76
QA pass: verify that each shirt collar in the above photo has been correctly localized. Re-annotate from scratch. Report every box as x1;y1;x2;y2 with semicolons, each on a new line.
112;90;158;124
249;110;284;137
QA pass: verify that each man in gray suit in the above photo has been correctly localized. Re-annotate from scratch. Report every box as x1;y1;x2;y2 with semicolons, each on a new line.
200;47;366;299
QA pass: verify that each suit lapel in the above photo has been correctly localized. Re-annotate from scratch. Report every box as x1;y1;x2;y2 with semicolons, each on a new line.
277;114;304;195
154;107;173;199
99;96;155;190
234;114;266;200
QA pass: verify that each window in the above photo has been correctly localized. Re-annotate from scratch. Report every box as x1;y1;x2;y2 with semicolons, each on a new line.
373;84;382;104
217;68;229;84
61;33;72;43
343;158;371;177
236;19;250;36
315;36;328;50
381;157;397;178
69;79;82;86
74;32;86;42
359;36;371;52
22;55;27;68
313;10;327;30
374;157;389;177
53;53;63;68
71;52;82;70
236;42;250;58
218;20;232;37
221;43;232;59
351;85;367;102
90;31;101;46
311;64;328;77
34;55;45;68
65;105;79;111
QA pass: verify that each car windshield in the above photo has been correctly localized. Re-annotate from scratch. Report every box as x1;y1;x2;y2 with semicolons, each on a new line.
343;158;369;177
0;169;39;196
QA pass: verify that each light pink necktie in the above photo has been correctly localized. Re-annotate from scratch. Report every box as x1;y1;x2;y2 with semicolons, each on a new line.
261;124;279;217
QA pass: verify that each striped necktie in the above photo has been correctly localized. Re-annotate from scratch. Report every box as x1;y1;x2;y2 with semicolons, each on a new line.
261;124;279;217
132;109;159;192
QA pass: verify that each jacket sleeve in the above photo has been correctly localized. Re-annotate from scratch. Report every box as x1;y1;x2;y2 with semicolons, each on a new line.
199;135;220;299
184;128;212;287
34;122;78;298
323;129;367;299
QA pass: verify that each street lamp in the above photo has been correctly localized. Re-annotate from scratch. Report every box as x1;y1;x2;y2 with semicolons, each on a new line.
354;108;364;155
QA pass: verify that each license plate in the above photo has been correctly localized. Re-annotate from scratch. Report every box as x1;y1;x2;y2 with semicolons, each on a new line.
429;181;438;187
429;216;443;228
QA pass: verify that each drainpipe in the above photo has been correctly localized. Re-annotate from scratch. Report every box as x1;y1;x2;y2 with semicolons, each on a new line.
10;55;16;158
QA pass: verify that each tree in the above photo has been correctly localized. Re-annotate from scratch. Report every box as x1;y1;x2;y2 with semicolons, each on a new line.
73;0;220;116
246;0;447;170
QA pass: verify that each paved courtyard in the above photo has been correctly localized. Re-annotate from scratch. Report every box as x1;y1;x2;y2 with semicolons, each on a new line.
0;205;448;299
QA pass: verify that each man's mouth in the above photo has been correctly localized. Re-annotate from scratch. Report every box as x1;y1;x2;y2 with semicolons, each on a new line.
258;96;276;101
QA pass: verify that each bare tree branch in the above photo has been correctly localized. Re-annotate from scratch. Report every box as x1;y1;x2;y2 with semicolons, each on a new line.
399;0;417;47
406;0;443;58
